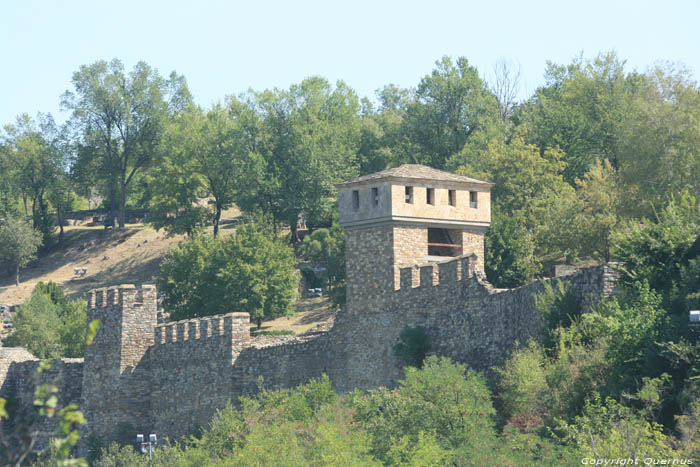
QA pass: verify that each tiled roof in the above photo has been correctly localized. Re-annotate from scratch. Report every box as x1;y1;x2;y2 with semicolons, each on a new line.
337;164;492;187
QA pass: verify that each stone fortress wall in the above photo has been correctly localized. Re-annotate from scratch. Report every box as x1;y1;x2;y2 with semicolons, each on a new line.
0;255;618;445
0;164;620;449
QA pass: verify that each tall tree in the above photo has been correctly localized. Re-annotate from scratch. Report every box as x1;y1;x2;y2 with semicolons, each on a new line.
61;59;191;228
2;114;63;245
617;64;700;217
522;52;633;183
0;142;18;217
0;217;42;286
237;77;361;237
401;56;501;170
489;59;522;123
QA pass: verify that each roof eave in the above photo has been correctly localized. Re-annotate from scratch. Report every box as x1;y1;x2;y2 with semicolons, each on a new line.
336;175;494;189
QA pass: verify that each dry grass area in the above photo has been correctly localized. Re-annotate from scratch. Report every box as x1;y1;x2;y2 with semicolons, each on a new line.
0;225;182;306
252;297;335;335
0;206;335;333
0;207;242;306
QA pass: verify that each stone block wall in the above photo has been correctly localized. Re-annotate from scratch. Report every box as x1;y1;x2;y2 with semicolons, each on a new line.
329;256;618;392
81;284;158;442
0;259;619;449
148;312;250;437
0;355;83;452
460;229;485;273
345;224;395;302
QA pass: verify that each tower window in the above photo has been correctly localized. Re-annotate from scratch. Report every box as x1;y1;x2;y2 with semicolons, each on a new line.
469;191;477;208
428;228;462;257
352;190;360;209
448;189;456;206
405;186;413;203
426;188;434;205
372;187;379;206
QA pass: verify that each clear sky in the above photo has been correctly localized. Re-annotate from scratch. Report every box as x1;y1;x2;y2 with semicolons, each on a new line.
2;0;699;126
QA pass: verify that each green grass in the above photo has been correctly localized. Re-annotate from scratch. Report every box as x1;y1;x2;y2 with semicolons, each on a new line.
254;329;295;336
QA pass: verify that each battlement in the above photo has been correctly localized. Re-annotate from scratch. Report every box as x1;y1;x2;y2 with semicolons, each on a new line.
397;254;478;292
154;313;250;347
88;284;157;311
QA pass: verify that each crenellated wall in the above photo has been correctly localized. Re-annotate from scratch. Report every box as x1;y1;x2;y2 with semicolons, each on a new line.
0;256;619;451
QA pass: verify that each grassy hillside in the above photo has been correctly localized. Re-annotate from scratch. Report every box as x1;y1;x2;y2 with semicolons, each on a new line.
0;210;335;335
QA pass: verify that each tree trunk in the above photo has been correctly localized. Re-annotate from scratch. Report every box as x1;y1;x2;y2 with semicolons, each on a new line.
15;264;20;287
290;221;299;243
213;203;222;238
119;185;127;229
57;208;64;243
22;194;28;217
109;182;118;230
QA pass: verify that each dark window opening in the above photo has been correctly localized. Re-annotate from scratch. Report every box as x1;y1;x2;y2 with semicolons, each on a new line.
352;190;359;209
448;189;456;206
428;228;462;257
426;188;434;205
405;186;413;203
469;191;477;208
372;187;379;206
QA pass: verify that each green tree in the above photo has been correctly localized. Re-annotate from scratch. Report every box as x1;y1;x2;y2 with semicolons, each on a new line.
235;77;361;236
0;142;19;217
523;51;633;183
297;220;346;308
2;113;64;246
401;56;501;170
47;171;76;244
617;64;700;217
457;135;574;286
0;216;42;286
3;282;87;358
61;59;191;228
158;221;298;326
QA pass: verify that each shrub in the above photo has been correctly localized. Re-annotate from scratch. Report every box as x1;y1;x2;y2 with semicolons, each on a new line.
158;221;298;326
495;340;548;426
3;282;86;358
393;326;431;368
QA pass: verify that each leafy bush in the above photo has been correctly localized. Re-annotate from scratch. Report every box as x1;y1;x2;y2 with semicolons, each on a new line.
535;279;580;350
3;282;86;358
495;340;548;426
158;221;298;326
393;326;431;368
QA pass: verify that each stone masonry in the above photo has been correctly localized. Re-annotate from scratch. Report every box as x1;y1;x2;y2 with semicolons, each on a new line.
0;164;619;450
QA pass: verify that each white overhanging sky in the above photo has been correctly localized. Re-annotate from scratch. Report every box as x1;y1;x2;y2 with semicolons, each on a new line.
1;0;699;126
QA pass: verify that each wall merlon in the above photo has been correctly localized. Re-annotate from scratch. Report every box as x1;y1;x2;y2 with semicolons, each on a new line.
438;259;461;284
106;287;119;306
153;313;252;347
419;264;438;288
399;266;416;290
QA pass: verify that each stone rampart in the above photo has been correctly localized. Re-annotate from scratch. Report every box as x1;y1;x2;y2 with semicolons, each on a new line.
328;256;618;391
0;355;83;451
147;313;250;437
0;258;619;449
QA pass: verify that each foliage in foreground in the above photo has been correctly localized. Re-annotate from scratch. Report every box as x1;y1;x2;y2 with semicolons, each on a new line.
92;358;578;466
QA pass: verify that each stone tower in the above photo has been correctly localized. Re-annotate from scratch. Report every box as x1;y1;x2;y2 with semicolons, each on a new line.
82;284;158;440
336;164;492;306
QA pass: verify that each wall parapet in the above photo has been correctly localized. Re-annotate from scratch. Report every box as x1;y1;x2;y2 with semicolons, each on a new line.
154;312;251;346
88;284;157;311
397;254;479;292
